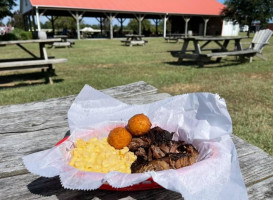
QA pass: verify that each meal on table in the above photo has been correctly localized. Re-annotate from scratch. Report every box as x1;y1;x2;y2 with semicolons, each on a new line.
69;114;199;174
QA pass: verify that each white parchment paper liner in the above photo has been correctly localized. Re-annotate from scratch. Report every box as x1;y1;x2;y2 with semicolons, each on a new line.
23;84;248;200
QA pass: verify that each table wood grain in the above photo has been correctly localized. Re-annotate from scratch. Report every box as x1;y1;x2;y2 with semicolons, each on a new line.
0;81;272;199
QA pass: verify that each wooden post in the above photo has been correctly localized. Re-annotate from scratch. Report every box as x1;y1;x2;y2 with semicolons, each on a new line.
184;17;190;37
203;18;209;36
135;15;144;35
95;17;104;36
23;15;29;31
117;18;126;34
104;13;116;39
76;12;81;40
31;9;36;32
46;15;58;35
35;7;41;31
69;11;85;40
153;19;160;36
108;13;115;39
163;14;168;38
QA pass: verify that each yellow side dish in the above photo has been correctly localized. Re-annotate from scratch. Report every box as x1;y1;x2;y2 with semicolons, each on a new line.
69;137;137;173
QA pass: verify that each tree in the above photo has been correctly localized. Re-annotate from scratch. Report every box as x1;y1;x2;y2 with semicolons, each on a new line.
0;0;17;20
10;10;25;29
221;0;273;36
127;19;152;34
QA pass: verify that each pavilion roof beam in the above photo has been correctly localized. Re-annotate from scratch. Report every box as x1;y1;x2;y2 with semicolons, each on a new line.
69;11;86;39
183;16;191;37
161;14;169;38
35;7;41;31
104;13;117;39
203;17;210;36
135;14;145;35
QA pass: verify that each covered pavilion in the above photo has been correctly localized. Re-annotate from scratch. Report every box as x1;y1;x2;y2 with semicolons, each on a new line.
20;0;225;39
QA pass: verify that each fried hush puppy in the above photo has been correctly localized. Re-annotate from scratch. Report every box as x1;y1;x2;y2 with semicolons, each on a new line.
127;113;152;136
107;127;132;149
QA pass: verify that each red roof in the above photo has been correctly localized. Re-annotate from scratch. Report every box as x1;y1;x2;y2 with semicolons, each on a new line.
29;0;224;16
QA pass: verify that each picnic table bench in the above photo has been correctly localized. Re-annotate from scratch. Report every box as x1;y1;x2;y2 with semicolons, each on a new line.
52;35;74;48
169;36;257;67
121;35;148;47
0;39;67;84
0;81;273;199
165;34;185;43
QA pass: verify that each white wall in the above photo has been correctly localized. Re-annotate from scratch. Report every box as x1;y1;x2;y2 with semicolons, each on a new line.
221;20;240;36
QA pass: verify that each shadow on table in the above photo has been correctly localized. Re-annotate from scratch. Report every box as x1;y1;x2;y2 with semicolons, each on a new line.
27;176;183;200
164;60;243;68
0;72;64;89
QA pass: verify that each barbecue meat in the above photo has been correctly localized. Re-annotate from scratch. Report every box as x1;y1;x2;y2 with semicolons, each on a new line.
134;160;170;173
129;126;199;173
128;137;151;151
147;126;174;144
150;145;166;159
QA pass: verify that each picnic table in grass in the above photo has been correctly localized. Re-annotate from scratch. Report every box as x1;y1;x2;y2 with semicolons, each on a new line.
165;34;185;43
169;36;257;67
52;35;74;48
1;81;273;199
121;34;148;47
0;39;67;84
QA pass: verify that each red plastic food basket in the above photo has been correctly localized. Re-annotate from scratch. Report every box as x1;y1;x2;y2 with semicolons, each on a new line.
55;136;162;191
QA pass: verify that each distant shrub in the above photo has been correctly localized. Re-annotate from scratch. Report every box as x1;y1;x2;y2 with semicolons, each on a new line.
19;31;32;40
13;28;33;40
0;33;18;41
0;28;33;41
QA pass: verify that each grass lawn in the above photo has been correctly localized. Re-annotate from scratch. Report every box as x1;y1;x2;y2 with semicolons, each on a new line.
0;35;273;156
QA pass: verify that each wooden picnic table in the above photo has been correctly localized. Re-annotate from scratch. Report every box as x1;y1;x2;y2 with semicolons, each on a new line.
121;34;148;47
0;39;62;59
170;36;257;67
52;35;74;48
0;81;273;199
0;39;67;84
165;34;185;43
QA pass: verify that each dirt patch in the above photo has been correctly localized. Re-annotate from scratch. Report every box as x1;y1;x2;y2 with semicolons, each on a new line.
162;83;203;94
244;72;273;80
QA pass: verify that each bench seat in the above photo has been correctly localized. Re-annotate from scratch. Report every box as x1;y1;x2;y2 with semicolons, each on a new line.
0;58;67;84
122;40;147;47
200;49;257;58
52;42;72;48
0;58;67;69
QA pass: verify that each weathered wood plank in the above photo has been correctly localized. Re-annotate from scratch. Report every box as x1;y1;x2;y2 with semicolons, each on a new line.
0;96;75;114
232;135;263;158
201;49;257;58
239;151;273;186
118;93;171;105
0;173;183;200
0;58;67;69
0;92;168;134
101;81;157;98
0;81;156;114
0;39;61;45
247;176;273;200
0;127;68;178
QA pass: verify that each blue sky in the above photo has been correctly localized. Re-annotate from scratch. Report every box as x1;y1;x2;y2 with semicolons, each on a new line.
0;0;231;25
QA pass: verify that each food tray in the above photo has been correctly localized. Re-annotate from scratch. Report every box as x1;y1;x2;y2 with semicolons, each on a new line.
55;136;162;191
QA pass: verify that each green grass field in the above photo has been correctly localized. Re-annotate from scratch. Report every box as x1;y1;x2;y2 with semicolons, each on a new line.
0;36;273;155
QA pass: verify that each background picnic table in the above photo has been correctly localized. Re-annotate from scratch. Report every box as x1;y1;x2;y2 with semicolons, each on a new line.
0;81;273;199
